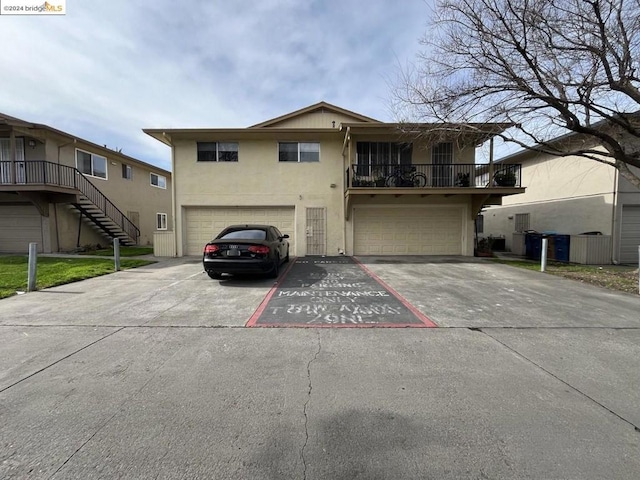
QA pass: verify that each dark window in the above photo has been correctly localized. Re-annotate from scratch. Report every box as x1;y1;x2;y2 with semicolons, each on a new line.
150;173;166;188
515;213;530;232
76;149;107;179
279;142;319;162
355;142;412;176
156;213;167;230
219;229;267;240
122;164;132;180
197;142;238;162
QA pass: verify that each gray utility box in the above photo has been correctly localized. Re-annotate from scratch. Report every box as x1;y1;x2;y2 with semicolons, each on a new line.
569;235;612;265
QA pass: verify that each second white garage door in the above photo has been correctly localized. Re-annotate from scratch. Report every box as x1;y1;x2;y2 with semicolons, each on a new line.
184;206;295;256
353;206;464;255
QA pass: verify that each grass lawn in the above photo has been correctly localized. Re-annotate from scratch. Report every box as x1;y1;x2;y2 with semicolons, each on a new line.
79;246;154;257
493;259;639;294
0;256;155;299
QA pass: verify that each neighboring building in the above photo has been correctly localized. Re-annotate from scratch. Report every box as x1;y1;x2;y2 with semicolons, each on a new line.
144;102;522;258
481;138;640;264
0;112;172;253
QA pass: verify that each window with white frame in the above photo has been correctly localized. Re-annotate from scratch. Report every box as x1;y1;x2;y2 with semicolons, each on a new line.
278;142;320;162
197;142;238;162
76;149;107;179
122;164;132;180
156;213;167;230
150;173;166;189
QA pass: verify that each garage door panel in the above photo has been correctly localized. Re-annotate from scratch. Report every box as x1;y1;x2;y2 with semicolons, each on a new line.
620;205;640;264
185;207;295;256
354;206;463;256
0;205;42;253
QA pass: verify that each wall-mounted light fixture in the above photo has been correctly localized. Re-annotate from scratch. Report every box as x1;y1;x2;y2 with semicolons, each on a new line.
28;139;37;149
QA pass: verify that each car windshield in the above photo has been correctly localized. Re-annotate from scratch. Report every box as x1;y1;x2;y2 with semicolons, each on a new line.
219;229;267;240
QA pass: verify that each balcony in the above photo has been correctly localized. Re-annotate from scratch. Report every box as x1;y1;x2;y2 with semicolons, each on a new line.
343;163;524;219
345;163;522;190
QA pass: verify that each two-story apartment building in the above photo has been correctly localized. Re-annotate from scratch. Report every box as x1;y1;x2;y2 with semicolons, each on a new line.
0;112;172;253
481;139;640;264
144;102;523;257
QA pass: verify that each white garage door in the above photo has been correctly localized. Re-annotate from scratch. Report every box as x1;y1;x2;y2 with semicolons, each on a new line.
184;206;295;256
354;206;464;255
620;205;640;264
0;205;43;253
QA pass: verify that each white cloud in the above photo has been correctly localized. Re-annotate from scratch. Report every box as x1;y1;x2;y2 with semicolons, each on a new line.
0;0;432;170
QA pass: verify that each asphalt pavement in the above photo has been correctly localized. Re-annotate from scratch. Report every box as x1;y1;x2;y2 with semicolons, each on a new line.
1;255;639;479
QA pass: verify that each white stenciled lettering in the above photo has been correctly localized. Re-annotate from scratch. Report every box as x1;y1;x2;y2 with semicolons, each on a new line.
338;304;402;315
286;304;328;315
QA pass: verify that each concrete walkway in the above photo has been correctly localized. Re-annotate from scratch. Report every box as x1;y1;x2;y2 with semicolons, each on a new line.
1;256;639;479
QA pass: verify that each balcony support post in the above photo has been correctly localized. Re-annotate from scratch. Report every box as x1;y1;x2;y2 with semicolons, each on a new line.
9;130;16;184
488;137;495;186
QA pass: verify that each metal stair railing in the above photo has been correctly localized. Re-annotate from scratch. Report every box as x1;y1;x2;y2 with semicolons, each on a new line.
4;160;140;244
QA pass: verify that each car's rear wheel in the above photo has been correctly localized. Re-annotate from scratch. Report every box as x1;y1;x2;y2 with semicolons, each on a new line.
270;254;280;278
207;271;222;279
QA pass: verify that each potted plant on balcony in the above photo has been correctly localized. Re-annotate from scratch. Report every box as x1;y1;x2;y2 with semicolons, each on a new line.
372;168;386;187
455;172;470;187
494;170;517;187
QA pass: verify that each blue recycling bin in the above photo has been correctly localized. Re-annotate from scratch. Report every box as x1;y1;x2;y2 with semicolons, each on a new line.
525;233;543;260
554;235;570;262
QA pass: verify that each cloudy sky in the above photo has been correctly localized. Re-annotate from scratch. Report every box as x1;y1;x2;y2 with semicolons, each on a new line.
0;0;435;171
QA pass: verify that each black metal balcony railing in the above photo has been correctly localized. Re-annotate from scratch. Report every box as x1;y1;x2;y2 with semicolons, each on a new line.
0;160;139;243
345;163;521;189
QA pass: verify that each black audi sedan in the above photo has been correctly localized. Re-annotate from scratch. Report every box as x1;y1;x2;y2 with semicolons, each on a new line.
203;224;290;279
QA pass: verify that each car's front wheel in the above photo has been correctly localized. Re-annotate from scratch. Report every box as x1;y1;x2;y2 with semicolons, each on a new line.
207;271;222;279
285;247;290;263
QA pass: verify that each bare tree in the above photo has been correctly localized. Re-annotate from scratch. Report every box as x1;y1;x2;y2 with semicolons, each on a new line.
394;0;640;186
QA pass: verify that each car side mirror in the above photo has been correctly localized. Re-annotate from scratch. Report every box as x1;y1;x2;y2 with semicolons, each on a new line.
281;234;290;239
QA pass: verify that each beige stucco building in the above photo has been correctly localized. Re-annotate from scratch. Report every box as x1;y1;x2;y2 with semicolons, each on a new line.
482;143;640;264
0;113;172;253
145;102;522;258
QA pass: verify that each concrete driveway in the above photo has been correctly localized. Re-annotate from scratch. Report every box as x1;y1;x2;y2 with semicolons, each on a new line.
1;256;639;479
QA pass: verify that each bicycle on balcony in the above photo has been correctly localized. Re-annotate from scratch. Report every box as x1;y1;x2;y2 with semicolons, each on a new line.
385;166;427;187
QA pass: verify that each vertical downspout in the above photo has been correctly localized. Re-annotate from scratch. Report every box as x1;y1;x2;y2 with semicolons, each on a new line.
342;126;351;255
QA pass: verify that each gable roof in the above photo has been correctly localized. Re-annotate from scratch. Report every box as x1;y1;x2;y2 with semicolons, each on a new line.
0;111;170;175
249;101;380;128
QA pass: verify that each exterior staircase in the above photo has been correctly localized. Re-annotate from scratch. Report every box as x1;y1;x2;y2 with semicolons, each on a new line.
71;195;138;246
1;160;140;246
